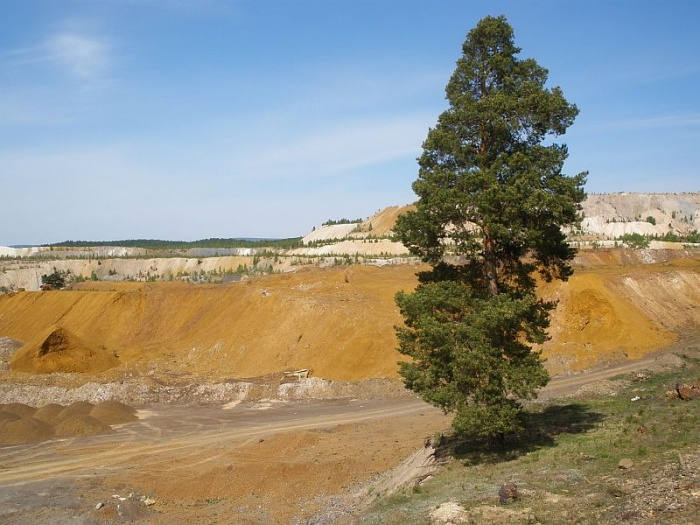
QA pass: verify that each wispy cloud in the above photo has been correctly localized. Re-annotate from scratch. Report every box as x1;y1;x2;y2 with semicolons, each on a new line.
234;115;430;179
47;33;109;79
1;31;110;83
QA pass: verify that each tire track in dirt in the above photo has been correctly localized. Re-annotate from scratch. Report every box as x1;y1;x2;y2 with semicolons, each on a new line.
0;401;430;484
0;350;690;485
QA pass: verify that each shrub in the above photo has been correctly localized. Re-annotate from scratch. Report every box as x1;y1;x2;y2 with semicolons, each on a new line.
620;233;650;249
41;270;66;289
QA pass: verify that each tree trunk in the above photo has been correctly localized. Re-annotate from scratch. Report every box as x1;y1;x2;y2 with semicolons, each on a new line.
483;229;499;295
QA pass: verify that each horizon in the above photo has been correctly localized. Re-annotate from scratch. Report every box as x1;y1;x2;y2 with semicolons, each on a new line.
4;189;700;247
1;1;699;245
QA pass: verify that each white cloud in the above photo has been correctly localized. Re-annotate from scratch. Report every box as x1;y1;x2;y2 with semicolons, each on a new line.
47;33;109;79
1;31;110;82
232;115;430;179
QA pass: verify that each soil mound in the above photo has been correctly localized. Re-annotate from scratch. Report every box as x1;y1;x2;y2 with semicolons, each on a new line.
9;325;118;374
56;401;95;421
89;401;138;425
53;414;112;437
0;417;53;444
32;403;65;424
0;403;36;418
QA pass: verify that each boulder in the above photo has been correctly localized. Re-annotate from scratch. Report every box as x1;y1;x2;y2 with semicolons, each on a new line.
498;482;519;504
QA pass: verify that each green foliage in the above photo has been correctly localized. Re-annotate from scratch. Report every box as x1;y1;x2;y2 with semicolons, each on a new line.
619;233;650;249
41;270;67;289
645;216;656;225
394;16;586;440
396;282;550;438
44;237;303;250
321;218;363;226
659;230;699;243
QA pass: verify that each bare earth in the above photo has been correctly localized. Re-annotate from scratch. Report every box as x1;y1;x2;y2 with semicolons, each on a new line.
1;350;690;525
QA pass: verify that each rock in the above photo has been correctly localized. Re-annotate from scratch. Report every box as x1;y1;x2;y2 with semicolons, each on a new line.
143;497;156;506
618;458;634;469
429;501;467;524
677;383;700;400
95;502;104;510
498;482;518;504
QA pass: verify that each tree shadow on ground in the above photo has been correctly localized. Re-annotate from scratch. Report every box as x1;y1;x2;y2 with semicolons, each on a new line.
436;403;605;466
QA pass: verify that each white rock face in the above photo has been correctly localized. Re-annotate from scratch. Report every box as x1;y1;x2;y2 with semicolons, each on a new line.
0;246;48;257
580;192;699;238
302;223;359;244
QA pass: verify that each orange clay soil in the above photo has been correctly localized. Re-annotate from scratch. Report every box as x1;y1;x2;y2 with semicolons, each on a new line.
0;257;697;380
112;411;449;524
10;325;118;374
360;204;415;236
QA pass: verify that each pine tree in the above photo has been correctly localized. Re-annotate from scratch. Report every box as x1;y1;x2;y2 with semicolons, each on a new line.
394;15;586;440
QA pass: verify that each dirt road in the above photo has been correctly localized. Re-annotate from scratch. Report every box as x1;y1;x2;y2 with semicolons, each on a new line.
0;398;434;484
0;353;666;484
0;348;690;523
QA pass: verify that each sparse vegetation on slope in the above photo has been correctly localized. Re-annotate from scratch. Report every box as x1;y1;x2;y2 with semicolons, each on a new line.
362;347;699;524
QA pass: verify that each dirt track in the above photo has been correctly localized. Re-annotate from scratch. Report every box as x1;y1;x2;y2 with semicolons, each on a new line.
0;398;434;484
0;352;677;483
0;349;690;523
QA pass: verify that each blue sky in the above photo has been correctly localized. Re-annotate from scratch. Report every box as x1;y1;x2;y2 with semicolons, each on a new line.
1;0;698;245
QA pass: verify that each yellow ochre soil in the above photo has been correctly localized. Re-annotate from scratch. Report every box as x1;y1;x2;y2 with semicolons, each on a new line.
10;325;118;374
0;257;697;380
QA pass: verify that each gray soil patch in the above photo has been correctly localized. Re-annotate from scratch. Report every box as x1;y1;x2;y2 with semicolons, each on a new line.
0;336;22;371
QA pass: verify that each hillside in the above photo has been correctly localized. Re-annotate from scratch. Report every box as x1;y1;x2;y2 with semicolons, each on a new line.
0;254;697;381
301;193;699;243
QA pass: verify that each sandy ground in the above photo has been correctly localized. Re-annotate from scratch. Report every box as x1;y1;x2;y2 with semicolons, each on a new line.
0;257;697;382
0;397;449;524
1;347;694;524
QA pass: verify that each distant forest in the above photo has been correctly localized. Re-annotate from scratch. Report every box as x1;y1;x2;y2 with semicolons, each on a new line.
45;237;303;250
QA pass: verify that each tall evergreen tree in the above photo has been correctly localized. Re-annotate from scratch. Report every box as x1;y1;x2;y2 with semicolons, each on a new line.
394;15;586;439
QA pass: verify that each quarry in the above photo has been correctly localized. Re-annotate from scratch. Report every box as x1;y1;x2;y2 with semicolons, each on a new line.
3;2;699;522
0;192;698;523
